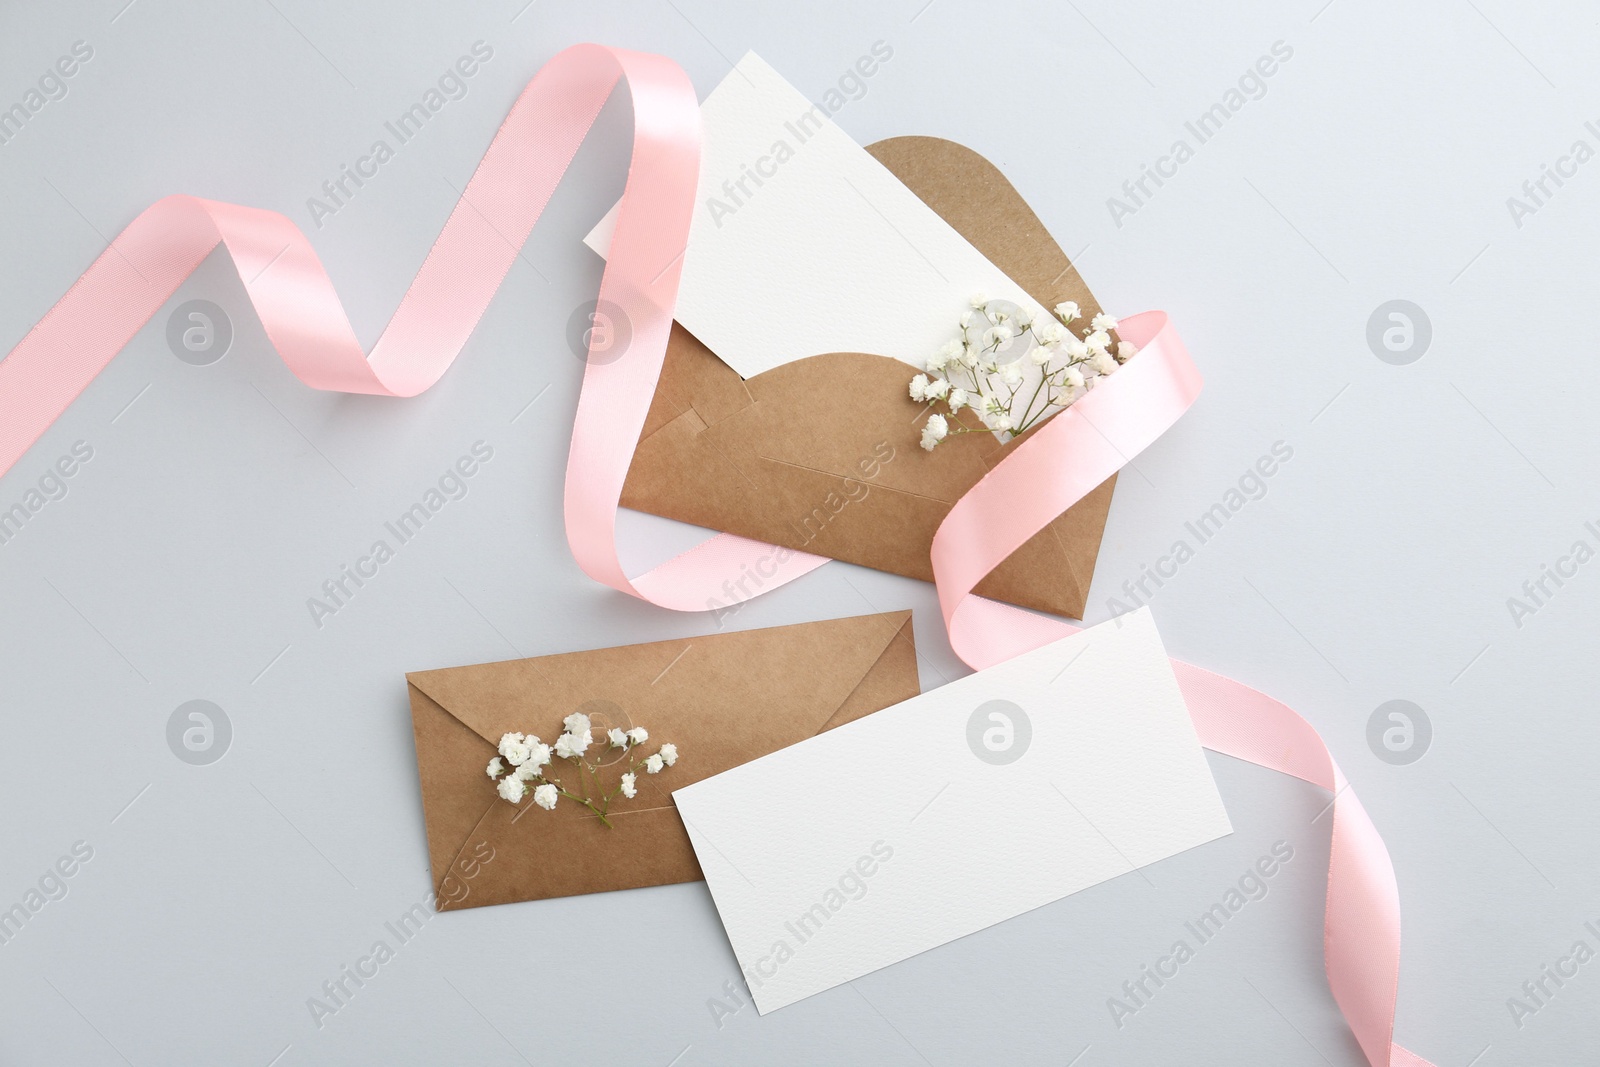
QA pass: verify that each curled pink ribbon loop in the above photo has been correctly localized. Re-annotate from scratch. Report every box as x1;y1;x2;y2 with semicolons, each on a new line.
0;43;1428;1066
0;43;829;609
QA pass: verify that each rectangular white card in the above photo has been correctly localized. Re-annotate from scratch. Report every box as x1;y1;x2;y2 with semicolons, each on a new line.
672;608;1231;1012
583;52;1054;380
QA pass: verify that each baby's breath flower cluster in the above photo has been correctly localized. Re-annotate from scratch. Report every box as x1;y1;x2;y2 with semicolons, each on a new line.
487;711;678;828
910;294;1136;450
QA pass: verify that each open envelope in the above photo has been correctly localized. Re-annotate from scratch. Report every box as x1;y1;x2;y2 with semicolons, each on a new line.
620;134;1116;621
407;611;919;909
592;58;1116;618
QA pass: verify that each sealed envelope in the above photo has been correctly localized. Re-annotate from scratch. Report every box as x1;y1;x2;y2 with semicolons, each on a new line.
407;611;919;909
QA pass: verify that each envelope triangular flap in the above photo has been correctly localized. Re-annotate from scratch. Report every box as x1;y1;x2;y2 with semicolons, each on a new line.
406;609;912;756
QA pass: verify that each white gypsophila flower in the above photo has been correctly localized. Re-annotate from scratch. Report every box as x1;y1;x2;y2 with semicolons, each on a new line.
982;325;1014;349
1090;350;1119;376
645;754;665;774
620;773;637;799
498;732;524;758
1116;341;1138;362
959;309;975;329
486;757;503;778
958;345;979;369
1040;320;1067;344
1064;367;1086;390
526;741;552;769
514;761;540;781
920;413;949;451
608;727;628;749
908;373;929;402
1055;301;1080;322
1064;339;1090;361
563;712;591;736
1013;306;1031;327
948;388;969;413
1084;330;1111;351
533;783;559;810
938;338;963;362
502;741;532;767
1030;344;1054;366
991;413;1015;432
555;730;592;759
497;776;526;803
1000;362;1023;387
659;743;678;766
926;352;948;373
628;727;648;745
924;377;950;400
969;291;989;309
1091;312;1118;333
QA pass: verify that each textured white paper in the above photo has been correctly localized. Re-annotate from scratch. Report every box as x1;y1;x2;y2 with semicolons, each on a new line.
583;52;1053;379
673;608;1231;1013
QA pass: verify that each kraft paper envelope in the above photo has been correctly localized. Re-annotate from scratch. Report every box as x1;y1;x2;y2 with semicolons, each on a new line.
673;608;1232;1013
590;54;1117;621
407;611;919;910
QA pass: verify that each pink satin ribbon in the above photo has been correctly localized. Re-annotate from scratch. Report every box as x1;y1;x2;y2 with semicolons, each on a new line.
934;314;1433;1067
0;43;1429;1066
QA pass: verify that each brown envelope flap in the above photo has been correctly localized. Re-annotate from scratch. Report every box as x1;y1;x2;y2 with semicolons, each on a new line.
409;611;920;907
406;610;913;761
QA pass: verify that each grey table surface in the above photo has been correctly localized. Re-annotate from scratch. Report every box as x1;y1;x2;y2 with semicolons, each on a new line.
0;0;1594;1064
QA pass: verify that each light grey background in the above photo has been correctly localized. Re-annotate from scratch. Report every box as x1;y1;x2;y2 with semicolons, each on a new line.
0;0;1590;1063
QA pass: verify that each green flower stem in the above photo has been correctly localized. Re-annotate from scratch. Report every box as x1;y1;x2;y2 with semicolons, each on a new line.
554;785;613;828
500;738;671;830
1014;374;1047;429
